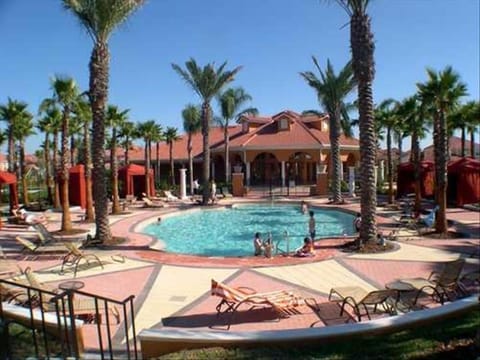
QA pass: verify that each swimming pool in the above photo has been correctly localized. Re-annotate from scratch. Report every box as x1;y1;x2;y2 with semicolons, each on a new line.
142;204;355;257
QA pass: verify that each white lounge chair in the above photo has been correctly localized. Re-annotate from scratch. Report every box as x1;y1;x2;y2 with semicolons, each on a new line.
164;191;179;202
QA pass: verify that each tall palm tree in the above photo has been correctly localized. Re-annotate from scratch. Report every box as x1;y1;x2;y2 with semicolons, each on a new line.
465;101;480;158
13;112;35;206
300;58;356;203
374;98;399;204
172;58;242;204
448;101;479;157
217;87;258;183
417;66;467;234
106;105;129;214
164;126;180;186
334;0;377;243
73;97;94;221
118;120;137;167
48;76;80;232
137;120;162;196
182;104;201;196
63;0;145;243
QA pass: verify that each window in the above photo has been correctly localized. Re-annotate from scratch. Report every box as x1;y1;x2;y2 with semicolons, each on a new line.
279;118;288;130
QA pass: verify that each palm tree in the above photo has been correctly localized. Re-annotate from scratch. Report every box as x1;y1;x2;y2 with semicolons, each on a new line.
63;0;145;243
106;105;129;214
137;120;162;196
0;98;30;174
334;0;377;244
73;97;94;221
164;126;180;186
48;76;80;232
118;120;137;167
172;58;242;204
217;87;258;183
300;58;356;203
182;104;201;195
13;112;35;206
36;110;58;205
373;99;398;204
397;96;429;214
465;102;480;158
448;101;479;157
417;66;468;234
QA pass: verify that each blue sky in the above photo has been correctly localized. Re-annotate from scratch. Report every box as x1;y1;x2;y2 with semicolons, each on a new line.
0;0;478;154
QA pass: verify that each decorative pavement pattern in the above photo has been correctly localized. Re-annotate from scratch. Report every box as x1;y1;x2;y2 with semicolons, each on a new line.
0;198;478;354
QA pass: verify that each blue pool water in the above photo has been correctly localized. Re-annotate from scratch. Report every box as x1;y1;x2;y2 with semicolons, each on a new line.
143;204;355;257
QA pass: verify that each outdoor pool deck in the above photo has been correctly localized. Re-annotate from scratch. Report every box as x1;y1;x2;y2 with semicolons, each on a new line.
0;197;478;357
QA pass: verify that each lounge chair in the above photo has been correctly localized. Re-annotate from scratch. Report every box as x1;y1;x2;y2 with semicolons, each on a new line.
221;187;233;198
22;267;119;323
211;279;303;330
396;258;466;306
60;242;104;278
163;190;179;202
142;197;168;208
328;286;398;321
32;223;55;245
15;236;67;256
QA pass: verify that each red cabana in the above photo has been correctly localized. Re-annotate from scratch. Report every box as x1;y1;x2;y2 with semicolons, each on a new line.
118;164;155;198
396;161;435;198
0;171;19;212
447;157;480;206
69;164;87;209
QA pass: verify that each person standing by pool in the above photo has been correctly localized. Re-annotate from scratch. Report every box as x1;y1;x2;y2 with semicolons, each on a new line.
210;179;217;204
353;213;362;233
308;211;316;241
301;201;308;214
253;232;263;256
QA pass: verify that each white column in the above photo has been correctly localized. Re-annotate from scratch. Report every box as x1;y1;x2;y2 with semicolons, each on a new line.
339;162;344;182
378;160;385;183
246;162;251;186
179;168;187;199
348;166;356;197
374;165;378;187
281;161;285;187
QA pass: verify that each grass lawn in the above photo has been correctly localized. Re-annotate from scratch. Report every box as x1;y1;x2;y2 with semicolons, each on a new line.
155;309;480;359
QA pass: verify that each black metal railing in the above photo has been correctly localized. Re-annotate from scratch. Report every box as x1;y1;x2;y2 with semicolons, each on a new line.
0;278;138;360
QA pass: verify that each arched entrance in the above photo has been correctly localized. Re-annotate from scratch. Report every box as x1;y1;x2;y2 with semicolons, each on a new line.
287;152;316;185
212;155;225;182
251;152;280;185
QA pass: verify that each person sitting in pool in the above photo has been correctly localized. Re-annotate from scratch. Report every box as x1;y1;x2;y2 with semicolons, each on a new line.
295;237;315;257
253;232;264;256
263;233;273;258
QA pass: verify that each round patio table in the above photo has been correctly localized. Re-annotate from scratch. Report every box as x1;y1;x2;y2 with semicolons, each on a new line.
58;280;85;292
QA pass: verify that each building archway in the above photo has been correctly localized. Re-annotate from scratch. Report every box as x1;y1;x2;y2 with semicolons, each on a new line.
212;154;225;182
287;152;316;185
251;152;280;185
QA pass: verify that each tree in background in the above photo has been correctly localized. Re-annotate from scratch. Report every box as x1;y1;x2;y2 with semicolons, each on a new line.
172;59;242;205
217;87;258;183
13;110;35;206
164;126;180;186
301;58;356;204
182;104;201;195
137;120;162;196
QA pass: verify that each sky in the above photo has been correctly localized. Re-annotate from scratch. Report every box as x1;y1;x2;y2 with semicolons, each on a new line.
0;0;479;154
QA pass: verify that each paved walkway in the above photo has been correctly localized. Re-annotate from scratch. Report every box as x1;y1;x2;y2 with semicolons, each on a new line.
0;198;478;355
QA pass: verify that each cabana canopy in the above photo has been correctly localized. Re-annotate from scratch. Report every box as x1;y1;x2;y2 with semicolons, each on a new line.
447;157;480;206
69;164;86;209
0;171;19;211
396;161;435;199
118;164;155;198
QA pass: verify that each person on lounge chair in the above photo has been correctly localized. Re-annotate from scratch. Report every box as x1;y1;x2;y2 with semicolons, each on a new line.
295;237;315;257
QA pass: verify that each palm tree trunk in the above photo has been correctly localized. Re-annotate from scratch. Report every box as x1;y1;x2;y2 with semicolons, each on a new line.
331;110;342;203
386;127;394;204
201;102;211;205
125;137;130;166
145;140;150;196
111;128;121;214
411;131;422;214
70;135;76;166
60;109;72;232
169;144;175;186
188;135;194;195
470;131;475;158
461;127;466;157
44;134;53;204
7;130;14;173
224;126;230;183
435;111;448;234
351;9;377;244
90;42;112;243
53;132;61;209
20;140;29;206
84;119;94;222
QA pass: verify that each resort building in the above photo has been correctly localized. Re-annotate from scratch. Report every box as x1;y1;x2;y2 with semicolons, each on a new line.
129;110;361;189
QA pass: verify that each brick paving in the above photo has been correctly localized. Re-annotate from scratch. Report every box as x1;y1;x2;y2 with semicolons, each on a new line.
0;198;478;354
